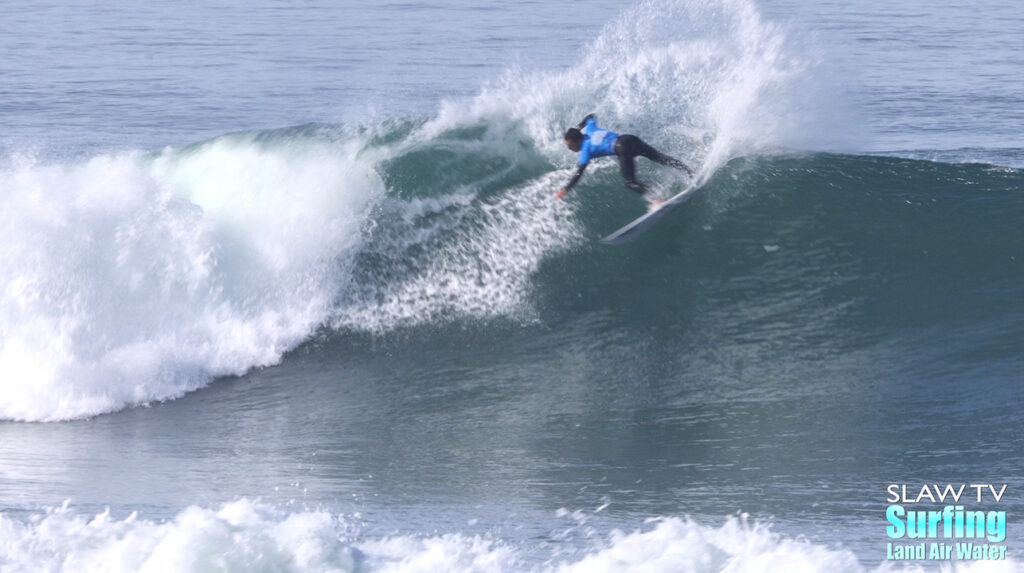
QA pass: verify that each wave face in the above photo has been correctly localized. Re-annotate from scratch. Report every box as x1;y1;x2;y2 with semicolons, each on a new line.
2;0;1021;421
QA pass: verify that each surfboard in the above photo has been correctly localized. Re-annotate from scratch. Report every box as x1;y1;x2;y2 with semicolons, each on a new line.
600;184;704;245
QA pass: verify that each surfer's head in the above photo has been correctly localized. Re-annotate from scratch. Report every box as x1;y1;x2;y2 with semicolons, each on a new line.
564;128;582;152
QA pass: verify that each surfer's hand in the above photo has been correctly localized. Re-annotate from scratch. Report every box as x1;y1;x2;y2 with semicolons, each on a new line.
554;188;568;200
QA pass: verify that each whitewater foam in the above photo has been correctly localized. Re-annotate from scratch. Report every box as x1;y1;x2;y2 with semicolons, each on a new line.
0;133;381;421
1;500;1018;572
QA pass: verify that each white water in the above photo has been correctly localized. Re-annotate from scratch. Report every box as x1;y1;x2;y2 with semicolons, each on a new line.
7;499;1016;573
0;135;381;421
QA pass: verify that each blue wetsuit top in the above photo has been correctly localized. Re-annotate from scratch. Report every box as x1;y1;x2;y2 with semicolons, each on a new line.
578;117;619;165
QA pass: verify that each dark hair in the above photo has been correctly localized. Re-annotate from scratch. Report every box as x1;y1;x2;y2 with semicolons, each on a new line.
564;127;582;142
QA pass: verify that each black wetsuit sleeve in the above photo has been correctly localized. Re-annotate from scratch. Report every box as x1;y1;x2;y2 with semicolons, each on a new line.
564;163;587;191
576;113;595;130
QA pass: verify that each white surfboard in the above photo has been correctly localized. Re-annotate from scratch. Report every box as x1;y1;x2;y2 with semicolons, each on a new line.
600;184;704;245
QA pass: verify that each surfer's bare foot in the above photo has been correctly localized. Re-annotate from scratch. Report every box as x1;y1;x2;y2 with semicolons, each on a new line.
647;198;664;212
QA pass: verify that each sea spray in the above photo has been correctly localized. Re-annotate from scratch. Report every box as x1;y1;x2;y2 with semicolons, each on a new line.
427;0;818;178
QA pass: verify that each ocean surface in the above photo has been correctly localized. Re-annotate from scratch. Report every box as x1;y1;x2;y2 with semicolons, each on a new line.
1;0;1022;571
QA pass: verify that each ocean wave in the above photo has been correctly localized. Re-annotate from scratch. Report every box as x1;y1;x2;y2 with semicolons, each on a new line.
5;0;1020;422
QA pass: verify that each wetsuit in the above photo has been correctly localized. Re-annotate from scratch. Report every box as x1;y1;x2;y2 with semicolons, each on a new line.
563;115;692;197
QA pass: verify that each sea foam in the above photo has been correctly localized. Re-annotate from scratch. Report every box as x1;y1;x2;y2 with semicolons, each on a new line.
0;134;380;421
0;500;1018;573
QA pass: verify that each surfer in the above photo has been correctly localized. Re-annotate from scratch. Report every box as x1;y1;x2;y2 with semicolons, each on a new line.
554;114;693;210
